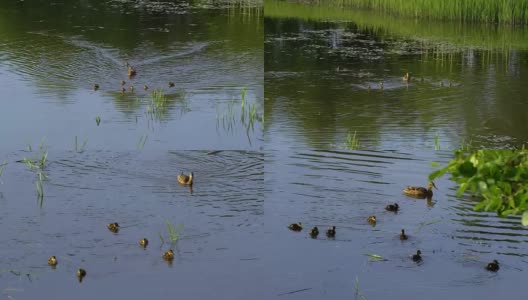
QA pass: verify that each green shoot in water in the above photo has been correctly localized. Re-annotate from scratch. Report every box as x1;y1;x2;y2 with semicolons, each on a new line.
164;221;183;244
138;135;148;150
96;116;101;126
434;133;440;150
354;276;368;300
75;136;88;153
345;130;360;150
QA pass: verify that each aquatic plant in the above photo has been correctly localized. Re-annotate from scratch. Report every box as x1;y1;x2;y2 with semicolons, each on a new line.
216;89;263;136
36;172;44;206
159;221;183;244
354;276;368;300
75;136;88;153
0;161;6;178
434;133;440;150
345;130;360;150
138;134;148;150
429;150;528;224
95;116;101;126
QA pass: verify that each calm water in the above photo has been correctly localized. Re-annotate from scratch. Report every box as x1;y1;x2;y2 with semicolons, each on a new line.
0;0;263;151
0;149;264;299
264;150;526;299
265;1;528;151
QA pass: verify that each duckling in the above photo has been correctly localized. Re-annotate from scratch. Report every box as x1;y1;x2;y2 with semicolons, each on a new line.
326;226;336;237
403;181;437;198
169;81;175;88
121;87;126;94
107;222;119;233
367;216;376;224
143;85;149;91
48;256;58;266
288;222;303;231
412;250;422;262
129;85;134;92
379;81;384;90
139;238;149;248
403;72;411;82
399;229;408;240
163;249;174;261
177;172;193;186
486;260;499;272
76;268;87;282
93;84;100;91
309;226;319;238
121;80;126;86
128;66;136;77
385;203;399;212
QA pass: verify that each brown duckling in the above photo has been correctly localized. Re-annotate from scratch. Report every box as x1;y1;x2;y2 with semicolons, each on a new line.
486;260;499;272
309;226;319;238
288;222;302;231
93;84;100;91
143;85;149;91
177;172;193;186
128;66;136;77
76;268;87;282
367;216;376;224
163;249;174;261
403;181;437;198
400;229;408;240
169;81;175;88
48;256;58;266
326;226;336;237
107;222;119;233
139;238;149;248
385;203;399;212
403;72;411;82
129;85;134;92
412;250;422;262
379;81;384;90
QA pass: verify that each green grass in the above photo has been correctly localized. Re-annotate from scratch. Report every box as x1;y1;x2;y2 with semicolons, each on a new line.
138;134;148;150
159;221;183;245
146;89;169;120
434;133;440;150
345;130;361;150
265;0;528;50
291;0;528;24
216;88;263;135
354;276;368;300
95;116;101;126
75;136;88;153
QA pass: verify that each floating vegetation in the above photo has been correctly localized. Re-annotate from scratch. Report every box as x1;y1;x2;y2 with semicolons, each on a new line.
95;116;101;126
146;89;169;120
415;219;442;233
137;134;148;150
216;89;263;138
434;133;440;150
75;136;88;153
365;253;387;262
345;130;360;150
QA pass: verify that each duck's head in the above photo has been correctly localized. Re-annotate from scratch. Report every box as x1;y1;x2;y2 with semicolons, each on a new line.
428;181;437;190
492;259;499;265
416;250;421;255
401;229;405;234
189;172;194;178
394;203;399;208
332;226;336;230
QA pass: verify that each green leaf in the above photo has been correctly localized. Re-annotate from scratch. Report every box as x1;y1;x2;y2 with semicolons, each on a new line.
459;161;477;177
522;211;528;226
430;161;439;168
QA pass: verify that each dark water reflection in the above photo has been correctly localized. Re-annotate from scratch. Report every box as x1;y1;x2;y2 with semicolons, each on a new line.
0;149;263;299
0;0;263;150
265;13;528;150
264;149;526;299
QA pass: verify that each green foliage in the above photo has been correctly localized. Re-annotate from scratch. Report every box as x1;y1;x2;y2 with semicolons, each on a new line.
345;130;360;150
429;150;528;220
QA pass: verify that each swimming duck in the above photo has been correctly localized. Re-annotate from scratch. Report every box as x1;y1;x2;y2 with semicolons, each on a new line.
169;81;175;88
48;256;58;266
379;81;384;90
177;172;193;185
367;216;376;224
309;226;319;238
129;85;134;92
403;72;411;82
143;85;149;91
107;222;119;233
400;229;408;240
128;66;136;77
163;249;174;261
77;268;87;282
412;250;422;262
288;222;302;231
403;181;437;198
385;203;399;212
326;226;336;237
139;238;149;248
486;260;499;272
93;84;100;91
121;80;126;86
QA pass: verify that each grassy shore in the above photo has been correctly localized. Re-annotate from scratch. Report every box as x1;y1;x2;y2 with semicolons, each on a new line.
291;0;528;24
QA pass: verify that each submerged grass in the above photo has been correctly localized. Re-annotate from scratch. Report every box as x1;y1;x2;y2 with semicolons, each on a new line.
354;276;368;300
75;136;88;153
303;0;528;24
216;88;263;136
159;221;183;245
95;116;101;126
